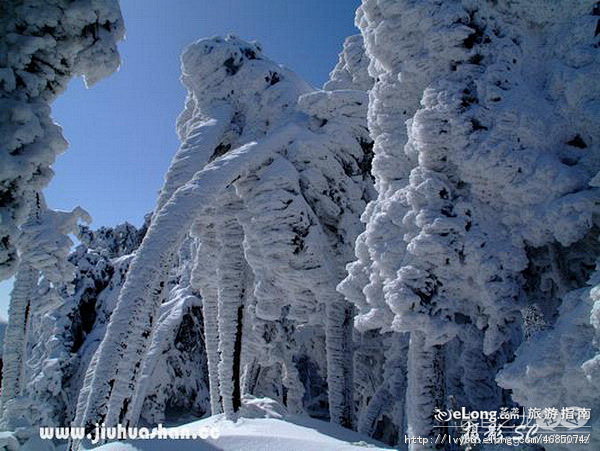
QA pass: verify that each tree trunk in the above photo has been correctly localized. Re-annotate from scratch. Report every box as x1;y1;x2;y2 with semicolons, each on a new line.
406;331;444;449
0;265;38;427
325;297;355;429
216;210;246;418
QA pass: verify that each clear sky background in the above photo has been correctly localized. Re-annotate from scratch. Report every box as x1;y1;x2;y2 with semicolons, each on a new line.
0;0;361;317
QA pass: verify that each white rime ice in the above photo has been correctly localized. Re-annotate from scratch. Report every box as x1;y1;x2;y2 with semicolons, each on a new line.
0;0;124;280
3;1;600;450
0;196;91;428
339;0;600;446
0;1;123;429
0;215;210;432
73;35;373;438
324;34;374;92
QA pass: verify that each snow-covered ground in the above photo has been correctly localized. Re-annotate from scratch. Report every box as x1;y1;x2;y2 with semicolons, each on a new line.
91;415;392;451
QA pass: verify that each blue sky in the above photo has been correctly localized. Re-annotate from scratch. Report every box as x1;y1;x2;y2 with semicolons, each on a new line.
0;0;361;317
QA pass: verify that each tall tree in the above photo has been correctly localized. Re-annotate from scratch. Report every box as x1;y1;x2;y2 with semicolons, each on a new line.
74;36;373;437
1;197;90;428
0;0;123;279
340;0;600;446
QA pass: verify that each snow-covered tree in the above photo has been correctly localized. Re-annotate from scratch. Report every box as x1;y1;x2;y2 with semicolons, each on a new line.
1;214;211;433
340;0;600;446
0;0;124;279
127;235;210;425
14;242;124;428
3;2;597;449
78;218;148;259
72;36;373;440
324;34;373;92
0;196;90;428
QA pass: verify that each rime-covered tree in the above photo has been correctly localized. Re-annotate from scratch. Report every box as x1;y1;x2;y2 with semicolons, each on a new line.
73;36;374;440
1;214;209;433
324;34;373;92
0;196;90;428
340;0;600;447
3;2;597;449
0;0;124;279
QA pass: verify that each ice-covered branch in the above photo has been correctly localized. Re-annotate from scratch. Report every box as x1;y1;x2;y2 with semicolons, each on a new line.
1;199;91;428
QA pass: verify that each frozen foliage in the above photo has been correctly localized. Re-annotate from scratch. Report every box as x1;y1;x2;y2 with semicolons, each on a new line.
0;2;124;429
127;236;210;425
0;217;210;434
339;0;600;445
74;35;374;441
324;35;373;92
0;196;90;428
78;217;149;259
0;0;124;279
497;284;600;450
0;213;123;429
133;287;209;425
3;1;599;449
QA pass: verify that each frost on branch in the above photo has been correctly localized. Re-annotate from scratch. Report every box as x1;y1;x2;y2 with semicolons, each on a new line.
0;0;124;279
0;197;90;428
0;214;208;431
324;34;373;92
4;1;597;448
128;236;210;425
73;35;373;438
78;218;148;259
339;0;600;445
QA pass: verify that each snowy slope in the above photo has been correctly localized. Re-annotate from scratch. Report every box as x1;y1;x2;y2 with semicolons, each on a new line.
92;415;392;451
